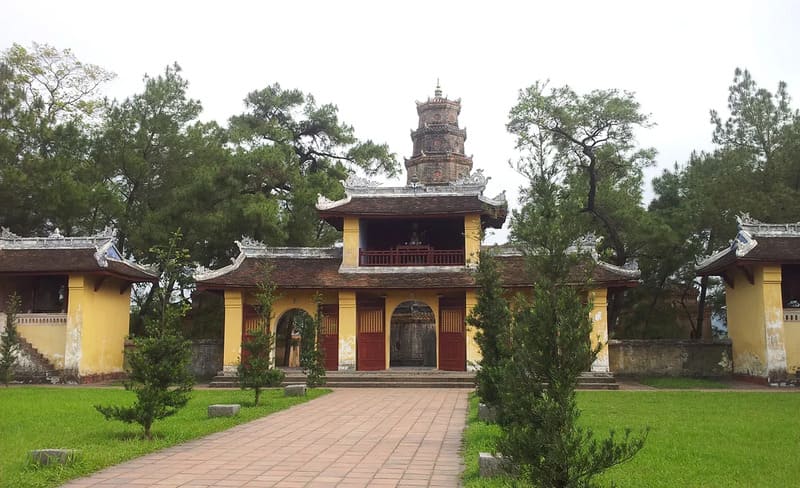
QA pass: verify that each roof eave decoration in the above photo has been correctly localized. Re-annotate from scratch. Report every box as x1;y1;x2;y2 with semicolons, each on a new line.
0;226;115;250
194;237;342;282
322;170;501;200
737;213;800;237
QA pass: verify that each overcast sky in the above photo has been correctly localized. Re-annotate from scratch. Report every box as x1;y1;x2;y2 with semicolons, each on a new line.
3;0;799;243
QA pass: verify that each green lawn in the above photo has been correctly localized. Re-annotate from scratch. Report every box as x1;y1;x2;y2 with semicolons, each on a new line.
463;391;800;487
0;386;329;488
639;377;730;389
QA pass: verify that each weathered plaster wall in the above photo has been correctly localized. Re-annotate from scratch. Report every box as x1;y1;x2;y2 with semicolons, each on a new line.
464;214;481;267
16;323;66;369
589;287;609;372
342;217;359;268
78;275;131;376
784;322;800;375
64;274;85;375
725;266;768;377
222;289;243;374
466;289;480;370
761;266;788;379
338;290;357;370
608;339;732;376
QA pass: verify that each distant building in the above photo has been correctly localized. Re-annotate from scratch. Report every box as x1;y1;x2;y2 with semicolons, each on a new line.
195;87;638;375
0;228;156;382
697;215;800;383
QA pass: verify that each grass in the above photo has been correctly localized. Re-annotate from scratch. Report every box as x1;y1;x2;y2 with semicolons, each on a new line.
0;386;329;488
638;377;730;389
463;391;800;487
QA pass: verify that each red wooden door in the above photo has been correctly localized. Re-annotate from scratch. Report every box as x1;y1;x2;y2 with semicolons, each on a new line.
439;298;466;371
357;300;385;371
321;305;339;371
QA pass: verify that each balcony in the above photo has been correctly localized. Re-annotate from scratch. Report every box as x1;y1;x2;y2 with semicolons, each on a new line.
359;245;465;267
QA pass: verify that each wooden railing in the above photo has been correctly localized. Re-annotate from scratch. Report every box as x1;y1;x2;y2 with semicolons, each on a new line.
359;245;465;266
16;313;67;326
785;309;800;323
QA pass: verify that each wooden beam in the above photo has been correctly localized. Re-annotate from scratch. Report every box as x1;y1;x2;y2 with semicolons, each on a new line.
94;276;107;292
119;282;132;295
721;271;734;289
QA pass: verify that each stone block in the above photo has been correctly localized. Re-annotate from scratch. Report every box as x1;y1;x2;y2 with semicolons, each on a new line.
30;449;78;465
284;384;307;396
208;404;241;417
478;403;497;422
479;452;508;478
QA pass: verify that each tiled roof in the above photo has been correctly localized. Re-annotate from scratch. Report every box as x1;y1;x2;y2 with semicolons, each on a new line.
195;244;639;290
0;229;157;282
696;216;800;275
318;194;507;229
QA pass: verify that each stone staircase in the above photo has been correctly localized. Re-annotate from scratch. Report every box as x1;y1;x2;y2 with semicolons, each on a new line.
13;337;61;383
209;369;619;390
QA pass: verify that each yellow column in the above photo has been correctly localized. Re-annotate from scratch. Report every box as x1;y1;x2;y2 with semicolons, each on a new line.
465;289;481;370
338;290;357;370
223;289;243;375
761;265;787;380
589;287;609;372
342;217;360;268
65;274;86;376
464;214;481;267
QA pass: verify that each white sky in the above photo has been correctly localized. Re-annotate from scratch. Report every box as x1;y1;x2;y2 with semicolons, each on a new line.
3;0;799;243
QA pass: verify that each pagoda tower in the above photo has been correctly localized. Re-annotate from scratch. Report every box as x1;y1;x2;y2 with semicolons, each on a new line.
404;83;473;185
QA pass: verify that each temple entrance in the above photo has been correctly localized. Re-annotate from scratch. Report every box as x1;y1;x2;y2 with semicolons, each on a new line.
275;309;312;367
390;301;436;368
439;297;466;371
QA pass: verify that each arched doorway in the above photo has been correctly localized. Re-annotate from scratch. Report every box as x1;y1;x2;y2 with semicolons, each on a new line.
390;301;436;367
275;309;313;367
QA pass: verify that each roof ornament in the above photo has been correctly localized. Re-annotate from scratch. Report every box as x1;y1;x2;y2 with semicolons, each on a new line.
49;228;64;238
450;168;488;188
343;174;381;190
0;227;20;240
434;79;442;98
737;212;800;237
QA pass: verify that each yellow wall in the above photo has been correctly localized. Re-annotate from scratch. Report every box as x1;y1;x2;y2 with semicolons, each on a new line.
465;289;480;369
222;289;243;373
784;320;800;375
384;290;441;369
64;275;85;373
17;323;67;369
726;266;769;376
589;287;609;372
761;266;787;378
338;290;357;370
342;217;360;268
464;214;481;267
77;275;132;376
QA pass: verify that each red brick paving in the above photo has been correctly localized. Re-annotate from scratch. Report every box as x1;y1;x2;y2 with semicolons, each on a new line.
62;389;469;488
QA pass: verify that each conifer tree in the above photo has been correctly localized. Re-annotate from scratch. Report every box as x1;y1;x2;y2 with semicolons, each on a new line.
298;293;326;388
95;231;194;439
498;160;647;487
467;250;510;408
0;292;21;386
238;266;285;405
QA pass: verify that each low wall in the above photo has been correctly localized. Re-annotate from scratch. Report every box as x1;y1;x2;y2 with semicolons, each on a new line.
191;339;223;378
608;339;732;377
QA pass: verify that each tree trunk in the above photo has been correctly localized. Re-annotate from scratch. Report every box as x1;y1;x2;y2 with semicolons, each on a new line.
695;275;709;340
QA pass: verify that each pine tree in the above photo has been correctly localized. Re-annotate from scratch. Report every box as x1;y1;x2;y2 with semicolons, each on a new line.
498;161;647;487
95;231;194;439
467;250;510;408
238;265;285;405
0;292;21;386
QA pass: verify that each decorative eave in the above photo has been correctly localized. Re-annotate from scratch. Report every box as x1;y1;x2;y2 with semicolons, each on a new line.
194;237;342;282
696;214;800;276
0;227;157;281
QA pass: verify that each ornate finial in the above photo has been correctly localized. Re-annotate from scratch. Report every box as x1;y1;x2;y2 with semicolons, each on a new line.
434;79;442;98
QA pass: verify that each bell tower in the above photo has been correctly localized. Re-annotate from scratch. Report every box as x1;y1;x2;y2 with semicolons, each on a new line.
405;82;473;185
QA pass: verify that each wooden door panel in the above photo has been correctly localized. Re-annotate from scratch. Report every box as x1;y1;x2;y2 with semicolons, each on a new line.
439;300;466;371
357;302;385;371
321;305;339;371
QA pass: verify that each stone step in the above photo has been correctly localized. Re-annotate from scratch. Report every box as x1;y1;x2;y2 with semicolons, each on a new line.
209;371;618;389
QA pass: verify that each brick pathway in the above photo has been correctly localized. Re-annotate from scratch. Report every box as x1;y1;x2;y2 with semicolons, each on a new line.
63;388;469;488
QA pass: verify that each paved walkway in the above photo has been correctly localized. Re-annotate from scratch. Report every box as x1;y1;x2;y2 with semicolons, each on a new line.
63;389;469;488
